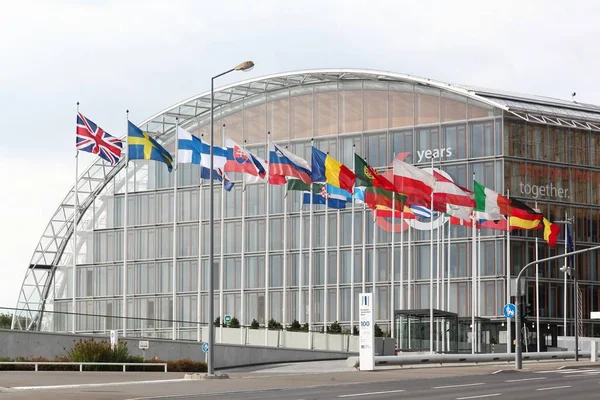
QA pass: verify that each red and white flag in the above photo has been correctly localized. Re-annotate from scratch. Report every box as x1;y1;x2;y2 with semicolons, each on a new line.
392;159;435;207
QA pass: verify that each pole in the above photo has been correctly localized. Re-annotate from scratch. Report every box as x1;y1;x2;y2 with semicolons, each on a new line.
123;110;130;338
197;174;203;342
399;211;404;345
240;141;247;343
219;124;226;343
324;185;329;332
506;190;511;354
208;76;215;376
391;194;396;338
535;203;540;353
283;172;288;329
265;133;271;346
407;222;412;347
361;201;367;293
336;208;341;323
373;208;377;295
514;245;600;369
172;118;179;341
73;104;80;334
350;145;356;333
572;220;579;361
563;211;568;347
471;215;476;354
308;181;314;348
429;160;434;355
299;185;304;324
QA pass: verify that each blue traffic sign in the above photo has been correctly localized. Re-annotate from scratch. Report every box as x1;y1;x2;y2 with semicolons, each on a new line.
202;342;209;353
503;303;516;319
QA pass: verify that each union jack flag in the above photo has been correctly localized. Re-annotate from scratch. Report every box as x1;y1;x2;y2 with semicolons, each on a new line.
76;113;123;165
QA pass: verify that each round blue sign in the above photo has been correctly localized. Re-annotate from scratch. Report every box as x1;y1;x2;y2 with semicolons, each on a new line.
202;342;209;353
503;303;516;319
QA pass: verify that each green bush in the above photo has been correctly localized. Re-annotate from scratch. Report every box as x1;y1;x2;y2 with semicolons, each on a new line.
267;318;282;330
374;324;384;338
328;321;342;334
66;338;131;371
301;322;309;332
229;317;240;328
353;325;359;336
250;319;260;329
287;319;301;332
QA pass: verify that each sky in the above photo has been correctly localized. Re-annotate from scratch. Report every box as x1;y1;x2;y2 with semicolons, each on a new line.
0;0;599;311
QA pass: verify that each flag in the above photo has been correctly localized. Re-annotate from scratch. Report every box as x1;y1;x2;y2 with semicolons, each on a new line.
224;138;266;180
245;155;269;184
375;205;417;219
177;126;234;191
353;186;366;204
433;170;474;210
76;113;122;165
355;154;397;192
543;218;561;248
508;198;543;230
302;184;351;209
446;204;472;224
392;158;435;207
128;121;173;171
363;187;404;212
269;142;311;184
473;181;510;218
311;147;355;193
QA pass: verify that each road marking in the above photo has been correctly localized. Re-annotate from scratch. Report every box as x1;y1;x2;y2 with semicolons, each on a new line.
536;385;572;391
505;377;547;383
491;370;502;375
11;379;189;391
433;383;485;389
456;394;501;400
337;389;405;397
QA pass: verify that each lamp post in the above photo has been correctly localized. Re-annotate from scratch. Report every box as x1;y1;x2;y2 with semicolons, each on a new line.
208;61;254;377
555;216;576;360
515;245;600;369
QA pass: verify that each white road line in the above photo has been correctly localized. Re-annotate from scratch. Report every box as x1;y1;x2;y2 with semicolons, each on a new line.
337;389;405;397
456;394;501;400
534;370;557;374
536;385;572;391
491;370;503;375
505;377;547;383
433;383;485;389
11;379;189;391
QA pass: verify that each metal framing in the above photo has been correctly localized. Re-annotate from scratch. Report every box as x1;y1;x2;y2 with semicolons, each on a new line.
12;69;600;331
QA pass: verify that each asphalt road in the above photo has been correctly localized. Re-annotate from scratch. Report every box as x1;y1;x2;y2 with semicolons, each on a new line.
132;366;600;400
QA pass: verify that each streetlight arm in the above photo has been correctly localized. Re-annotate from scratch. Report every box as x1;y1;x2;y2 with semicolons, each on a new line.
515;245;600;283
212;68;236;81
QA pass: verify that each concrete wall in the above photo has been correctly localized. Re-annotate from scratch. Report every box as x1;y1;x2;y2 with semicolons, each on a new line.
0;329;356;369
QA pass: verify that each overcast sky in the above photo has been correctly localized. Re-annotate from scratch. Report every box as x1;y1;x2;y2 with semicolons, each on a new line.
0;0;598;312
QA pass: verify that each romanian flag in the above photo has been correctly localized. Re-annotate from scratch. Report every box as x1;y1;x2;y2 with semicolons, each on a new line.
543;218;561;248
508;198;543;230
311;147;355;193
128;121;173;171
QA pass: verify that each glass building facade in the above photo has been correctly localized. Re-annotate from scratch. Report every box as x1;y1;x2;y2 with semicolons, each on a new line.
14;70;600;348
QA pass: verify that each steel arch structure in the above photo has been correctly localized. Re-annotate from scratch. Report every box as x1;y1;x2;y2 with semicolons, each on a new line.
14;68;600;331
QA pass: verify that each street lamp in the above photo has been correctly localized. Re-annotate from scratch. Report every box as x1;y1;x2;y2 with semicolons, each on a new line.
208;61;254;377
555;216;576;359
515;245;600;369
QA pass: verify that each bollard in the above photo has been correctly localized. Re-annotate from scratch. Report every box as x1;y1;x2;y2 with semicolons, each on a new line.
592;341;598;362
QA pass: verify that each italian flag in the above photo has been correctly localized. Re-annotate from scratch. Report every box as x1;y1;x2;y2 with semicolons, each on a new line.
473;181;510;217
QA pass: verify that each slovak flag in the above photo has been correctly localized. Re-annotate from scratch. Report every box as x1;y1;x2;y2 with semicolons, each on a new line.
76;113;122;165
268;142;312;185
224;138;266;180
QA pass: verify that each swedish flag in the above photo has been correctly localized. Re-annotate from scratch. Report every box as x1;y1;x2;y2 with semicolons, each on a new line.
127;121;173;172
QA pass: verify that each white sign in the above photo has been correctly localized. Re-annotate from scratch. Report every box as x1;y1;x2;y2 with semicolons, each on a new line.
138;340;149;350
359;293;374;371
110;330;118;350
591;311;600;320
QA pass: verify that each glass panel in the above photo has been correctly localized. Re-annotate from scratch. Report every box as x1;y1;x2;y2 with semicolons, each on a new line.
389;83;414;128
416;88;440;125
290;92;313;139
339;83;362;134
243;98;266;144
364;88;388;132
267;96;290;142
441;92;467;122
314;91;338;136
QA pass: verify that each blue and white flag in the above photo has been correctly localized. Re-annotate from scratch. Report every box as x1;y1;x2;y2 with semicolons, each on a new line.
302;184;351;209
409;205;433;219
177;127;234;191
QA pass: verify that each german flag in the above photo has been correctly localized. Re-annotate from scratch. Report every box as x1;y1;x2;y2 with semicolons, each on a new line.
508;198;543;230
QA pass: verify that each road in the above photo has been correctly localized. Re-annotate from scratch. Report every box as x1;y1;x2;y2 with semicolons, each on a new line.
3;363;600;399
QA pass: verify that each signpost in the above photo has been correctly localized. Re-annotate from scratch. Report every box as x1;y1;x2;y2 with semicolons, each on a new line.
139;340;149;360
224;315;232;326
503;303;516;319
359;293;374;371
202;342;209;353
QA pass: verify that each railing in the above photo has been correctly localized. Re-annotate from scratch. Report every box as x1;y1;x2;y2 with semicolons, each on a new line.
346;351;592;368
0;362;168;372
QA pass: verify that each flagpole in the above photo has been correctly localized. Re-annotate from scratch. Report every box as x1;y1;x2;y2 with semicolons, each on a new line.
429;158;434;355
350;145;356;334
535;201;540;353
197;167;203;342
564;211;568;344
471;214;476;354
407;223;412;347
399;209;404;346
308;181;314;348
436;204;441;352
336;208;341;323
172;117;179;341
240;140;247;344
447;221;451;351
72;104;80;334
324;184;329;333
299;187;304;325
219;124;226;342
265;133;271;346
506;189;511;354
390;194;396;338
373;208;377;297
441;215;445;352
477;225;481;353
361;201;366;293
283;165;288;330
123;110;129;338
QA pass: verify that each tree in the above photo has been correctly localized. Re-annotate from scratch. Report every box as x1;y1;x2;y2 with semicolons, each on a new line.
229;317;240;329
250;319;260;329
374;324;384;338
267;318;282;330
0;313;12;329
328;321;342;334
287;319;301;332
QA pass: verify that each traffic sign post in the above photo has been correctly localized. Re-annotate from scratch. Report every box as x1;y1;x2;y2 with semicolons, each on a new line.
202;342;209;353
503;303;516;319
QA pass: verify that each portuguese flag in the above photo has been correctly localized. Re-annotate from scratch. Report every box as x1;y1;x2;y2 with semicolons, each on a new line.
354;154;406;210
